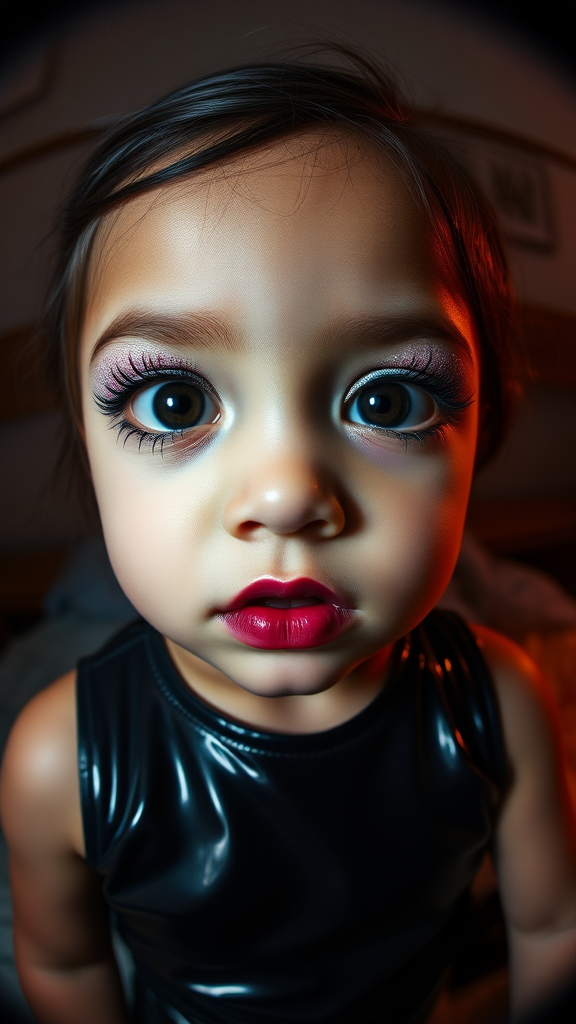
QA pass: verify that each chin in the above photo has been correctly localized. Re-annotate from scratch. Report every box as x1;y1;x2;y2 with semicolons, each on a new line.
225;650;346;699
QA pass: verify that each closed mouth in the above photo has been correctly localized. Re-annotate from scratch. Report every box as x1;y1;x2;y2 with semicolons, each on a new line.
216;578;355;650
219;577;350;613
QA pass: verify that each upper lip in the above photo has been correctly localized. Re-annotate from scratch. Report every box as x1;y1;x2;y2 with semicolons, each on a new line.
218;577;350;613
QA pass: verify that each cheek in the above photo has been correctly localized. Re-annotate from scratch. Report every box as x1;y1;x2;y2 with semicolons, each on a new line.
86;435;210;622
348;427;475;631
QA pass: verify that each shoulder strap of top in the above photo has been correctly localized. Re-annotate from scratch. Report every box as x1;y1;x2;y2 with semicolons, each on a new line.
418;609;510;799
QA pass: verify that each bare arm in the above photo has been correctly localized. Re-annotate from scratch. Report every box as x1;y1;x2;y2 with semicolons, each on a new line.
0;671;130;1024
476;626;576;1020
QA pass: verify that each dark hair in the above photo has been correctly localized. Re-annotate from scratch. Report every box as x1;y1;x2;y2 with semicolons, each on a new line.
43;45;517;522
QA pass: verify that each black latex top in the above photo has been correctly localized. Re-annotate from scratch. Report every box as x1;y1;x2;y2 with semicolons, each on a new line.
77;610;508;1024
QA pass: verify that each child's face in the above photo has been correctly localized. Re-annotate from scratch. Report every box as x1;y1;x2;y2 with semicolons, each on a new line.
80;136;479;698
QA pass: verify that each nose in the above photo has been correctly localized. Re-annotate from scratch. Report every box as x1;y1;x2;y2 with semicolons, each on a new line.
222;455;345;540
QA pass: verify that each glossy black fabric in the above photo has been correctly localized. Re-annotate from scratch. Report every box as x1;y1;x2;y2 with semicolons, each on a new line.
77;611;508;1024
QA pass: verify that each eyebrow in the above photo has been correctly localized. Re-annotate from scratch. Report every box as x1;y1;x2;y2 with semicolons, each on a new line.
89;309;242;365
89;307;474;365
323;312;475;363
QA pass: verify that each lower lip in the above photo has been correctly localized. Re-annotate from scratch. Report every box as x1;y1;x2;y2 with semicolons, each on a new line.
217;604;354;649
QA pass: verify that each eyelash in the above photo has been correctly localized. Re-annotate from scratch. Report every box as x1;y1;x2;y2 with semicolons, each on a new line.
93;353;473;454
93;354;219;455
343;357;473;447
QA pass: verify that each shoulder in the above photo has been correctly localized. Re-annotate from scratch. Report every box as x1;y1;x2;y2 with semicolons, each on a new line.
470;624;561;775
470;625;576;931
0;670;84;858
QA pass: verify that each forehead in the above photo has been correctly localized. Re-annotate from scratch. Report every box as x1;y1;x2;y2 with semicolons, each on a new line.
83;133;473;350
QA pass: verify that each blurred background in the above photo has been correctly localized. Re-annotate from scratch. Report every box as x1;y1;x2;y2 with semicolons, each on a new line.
0;3;575;1021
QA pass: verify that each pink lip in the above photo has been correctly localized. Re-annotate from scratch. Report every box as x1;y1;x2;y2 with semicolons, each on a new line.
216;577;355;650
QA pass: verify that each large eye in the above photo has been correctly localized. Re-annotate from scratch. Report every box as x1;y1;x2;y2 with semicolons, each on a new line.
346;379;436;431
131;380;219;432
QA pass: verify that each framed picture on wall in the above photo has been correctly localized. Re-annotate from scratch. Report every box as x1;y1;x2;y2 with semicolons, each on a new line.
463;137;555;250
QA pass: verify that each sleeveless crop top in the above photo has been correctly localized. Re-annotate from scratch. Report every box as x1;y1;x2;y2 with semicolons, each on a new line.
77;610;508;1024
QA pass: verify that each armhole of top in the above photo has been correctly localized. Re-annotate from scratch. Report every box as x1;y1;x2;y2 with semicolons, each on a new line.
431;610;511;797
76;658;98;868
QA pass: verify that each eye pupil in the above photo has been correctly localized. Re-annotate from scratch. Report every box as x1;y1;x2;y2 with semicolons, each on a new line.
358;383;410;427
153;383;205;429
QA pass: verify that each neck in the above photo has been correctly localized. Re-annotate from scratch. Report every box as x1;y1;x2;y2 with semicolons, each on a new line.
164;641;394;734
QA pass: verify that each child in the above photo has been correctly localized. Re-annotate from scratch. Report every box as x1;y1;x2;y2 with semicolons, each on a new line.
1;47;575;1024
